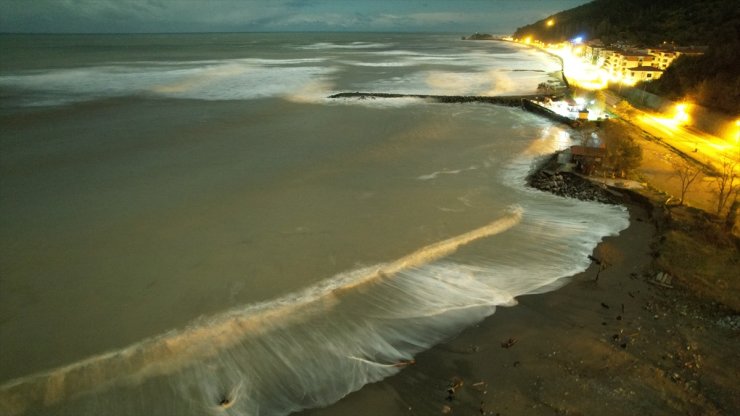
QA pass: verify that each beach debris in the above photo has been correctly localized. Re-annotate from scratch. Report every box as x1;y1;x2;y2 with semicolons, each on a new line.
441;404;452;414
472;381;487;392
446;377;464;401
601;302;610;309
611;332;630;349
500;337;518;348
393;359;416;368
652;271;674;288
586;253;610;281
594;260;610;281
218;395;234;409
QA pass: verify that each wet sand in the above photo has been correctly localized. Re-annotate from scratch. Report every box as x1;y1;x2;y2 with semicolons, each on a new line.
300;199;740;416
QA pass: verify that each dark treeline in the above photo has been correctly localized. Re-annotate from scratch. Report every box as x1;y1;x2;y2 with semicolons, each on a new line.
641;42;740;115
513;0;738;46
513;0;740;114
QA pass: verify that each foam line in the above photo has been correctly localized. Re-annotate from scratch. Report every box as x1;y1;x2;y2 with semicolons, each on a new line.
0;208;523;415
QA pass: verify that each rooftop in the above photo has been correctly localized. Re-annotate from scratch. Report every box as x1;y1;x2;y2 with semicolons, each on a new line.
630;66;664;72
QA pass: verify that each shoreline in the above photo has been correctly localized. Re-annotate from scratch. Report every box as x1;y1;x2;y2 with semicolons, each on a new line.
300;157;740;416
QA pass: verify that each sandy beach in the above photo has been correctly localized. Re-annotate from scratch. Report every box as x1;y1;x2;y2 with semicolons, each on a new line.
300;194;740;416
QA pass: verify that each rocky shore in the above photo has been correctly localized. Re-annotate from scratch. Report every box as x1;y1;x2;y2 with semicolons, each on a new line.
301;176;740;416
526;157;621;205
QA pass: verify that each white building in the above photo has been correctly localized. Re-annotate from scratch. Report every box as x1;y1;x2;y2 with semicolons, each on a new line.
624;65;664;83
646;48;680;70
603;50;659;81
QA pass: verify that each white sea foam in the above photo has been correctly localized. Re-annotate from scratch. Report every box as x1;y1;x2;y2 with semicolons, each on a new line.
298;42;393;50
0;209;526;416
417;165;478;181
331;95;427;108
339;60;415;67
0;60;337;106
349;69;550;96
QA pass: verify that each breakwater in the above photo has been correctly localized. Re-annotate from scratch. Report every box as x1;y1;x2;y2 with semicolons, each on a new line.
522;99;581;127
328;92;533;107
329;93;580;128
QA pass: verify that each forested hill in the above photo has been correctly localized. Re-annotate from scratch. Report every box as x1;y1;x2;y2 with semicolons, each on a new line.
513;0;738;46
513;0;740;115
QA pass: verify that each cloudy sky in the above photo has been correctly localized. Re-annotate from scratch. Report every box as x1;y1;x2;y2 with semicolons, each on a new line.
0;0;590;33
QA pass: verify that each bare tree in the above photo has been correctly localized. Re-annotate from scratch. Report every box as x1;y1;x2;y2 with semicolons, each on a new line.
671;157;703;205
602;120;642;178
711;155;739;216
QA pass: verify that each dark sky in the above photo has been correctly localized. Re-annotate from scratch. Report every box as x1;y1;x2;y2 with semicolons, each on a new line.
0;0;590;33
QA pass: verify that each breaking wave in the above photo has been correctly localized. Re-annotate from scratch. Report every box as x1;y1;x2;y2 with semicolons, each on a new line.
0;60;337;107
0;209;539;416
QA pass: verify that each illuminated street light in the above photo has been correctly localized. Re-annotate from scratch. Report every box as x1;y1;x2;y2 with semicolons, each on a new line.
674;103;690;125
546;19;555;27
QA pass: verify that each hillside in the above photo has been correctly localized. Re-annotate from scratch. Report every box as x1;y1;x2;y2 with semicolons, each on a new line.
513;0;740;114
513;0;738;46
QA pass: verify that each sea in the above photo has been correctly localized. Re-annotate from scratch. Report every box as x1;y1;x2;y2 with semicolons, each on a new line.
0;33;628;416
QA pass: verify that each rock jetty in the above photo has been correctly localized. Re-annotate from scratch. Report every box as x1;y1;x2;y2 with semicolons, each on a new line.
527;169;620;205
328;92;531;107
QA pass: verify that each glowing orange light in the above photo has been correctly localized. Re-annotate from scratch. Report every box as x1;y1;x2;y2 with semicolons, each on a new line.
674;103;690;125
546;19;555;27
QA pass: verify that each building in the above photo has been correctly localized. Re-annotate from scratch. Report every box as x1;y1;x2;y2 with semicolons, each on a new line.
570;145;606;174
584;39;606;64
603;49;658;81
646;48;680;70
624;65;664;83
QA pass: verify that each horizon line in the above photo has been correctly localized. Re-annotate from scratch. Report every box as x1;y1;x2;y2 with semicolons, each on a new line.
0;30;510;36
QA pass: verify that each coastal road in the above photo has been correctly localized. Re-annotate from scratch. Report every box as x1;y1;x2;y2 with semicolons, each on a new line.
633;112;739;173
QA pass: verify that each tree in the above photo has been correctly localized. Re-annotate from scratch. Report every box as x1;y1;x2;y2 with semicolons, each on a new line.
537;82;557;95
601;120;643;178
615;100;637;121
671;157;703;205
710;155;739;216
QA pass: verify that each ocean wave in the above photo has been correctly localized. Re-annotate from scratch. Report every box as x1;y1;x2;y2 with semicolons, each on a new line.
0;111;630;416
0;209;526;416
297;42;393;50
339;60;415;67
0;60;337;106
417;165;478;181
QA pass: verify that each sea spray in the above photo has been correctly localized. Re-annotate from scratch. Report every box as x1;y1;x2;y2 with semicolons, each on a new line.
0;209;525;416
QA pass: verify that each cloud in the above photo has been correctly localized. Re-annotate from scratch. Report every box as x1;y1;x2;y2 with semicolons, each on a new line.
0;0;590;33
